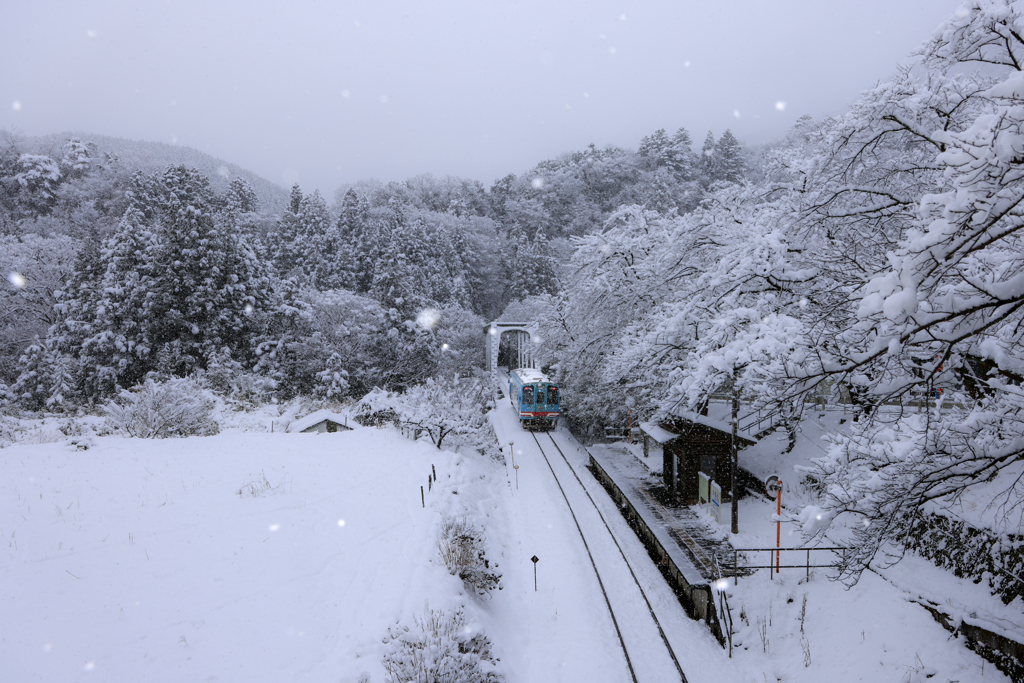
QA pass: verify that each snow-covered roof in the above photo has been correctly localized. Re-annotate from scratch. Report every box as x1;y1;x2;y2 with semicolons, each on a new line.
658;410;758;444
639;421;679;444
289;409;351;433
513;368;550;383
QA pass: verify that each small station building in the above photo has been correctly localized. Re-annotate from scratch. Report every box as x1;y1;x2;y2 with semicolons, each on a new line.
639;412;756;505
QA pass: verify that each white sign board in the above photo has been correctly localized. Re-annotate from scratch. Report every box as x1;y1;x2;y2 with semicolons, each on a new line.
710;481;722;525
698;471;710;506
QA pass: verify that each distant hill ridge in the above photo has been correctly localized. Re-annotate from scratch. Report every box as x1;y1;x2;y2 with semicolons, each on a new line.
22;132;290;215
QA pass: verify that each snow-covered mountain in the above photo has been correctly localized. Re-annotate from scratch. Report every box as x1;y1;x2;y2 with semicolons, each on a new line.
17;131;290;214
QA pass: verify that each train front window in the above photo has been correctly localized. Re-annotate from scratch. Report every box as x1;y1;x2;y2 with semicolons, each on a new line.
536;389;546;405
549;386;559;404
522;386;534;404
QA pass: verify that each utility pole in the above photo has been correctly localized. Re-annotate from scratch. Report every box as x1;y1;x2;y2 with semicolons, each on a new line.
731;370;739;535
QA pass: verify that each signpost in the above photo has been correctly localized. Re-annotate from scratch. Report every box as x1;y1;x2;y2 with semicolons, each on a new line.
710;482;722;524
766;475;784;573
509;442;518;490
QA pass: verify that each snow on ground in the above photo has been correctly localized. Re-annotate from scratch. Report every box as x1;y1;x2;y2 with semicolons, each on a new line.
616;403;1013;682
1;423;504;682
490;399;746;683
0;396;1016;682
705;499;1007;683
1;399;741;683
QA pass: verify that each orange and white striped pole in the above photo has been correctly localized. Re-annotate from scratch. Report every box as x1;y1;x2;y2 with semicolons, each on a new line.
776;480;783;572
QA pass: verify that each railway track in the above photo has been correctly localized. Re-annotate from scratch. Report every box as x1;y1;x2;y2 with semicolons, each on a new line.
530;431;689;683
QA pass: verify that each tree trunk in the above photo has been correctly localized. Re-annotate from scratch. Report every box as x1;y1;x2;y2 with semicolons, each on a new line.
731;374;739;535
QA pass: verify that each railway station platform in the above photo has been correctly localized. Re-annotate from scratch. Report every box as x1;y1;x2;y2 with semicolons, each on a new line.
587;442;743;584
586;442;747;646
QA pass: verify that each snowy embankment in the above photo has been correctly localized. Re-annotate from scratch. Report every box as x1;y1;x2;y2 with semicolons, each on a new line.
1;426;503;682
614;403;1015;683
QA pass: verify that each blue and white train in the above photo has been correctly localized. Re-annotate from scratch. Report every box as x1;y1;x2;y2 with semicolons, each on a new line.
508;368;560;430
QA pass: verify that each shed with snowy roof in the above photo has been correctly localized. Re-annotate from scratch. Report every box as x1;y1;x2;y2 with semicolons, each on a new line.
640;412;755;505
290;410;352;434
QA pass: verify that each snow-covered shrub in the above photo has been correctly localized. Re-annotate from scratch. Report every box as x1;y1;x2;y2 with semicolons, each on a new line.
437;517;501;597
200;348;275;410
381;607;502;683
13;423;65;445
104;378;218;438
355;375;500;457
353;387;399;428
0;415;20;448
313;352;350;399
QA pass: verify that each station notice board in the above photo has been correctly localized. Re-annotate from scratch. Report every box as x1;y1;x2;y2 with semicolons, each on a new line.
710;481;722;524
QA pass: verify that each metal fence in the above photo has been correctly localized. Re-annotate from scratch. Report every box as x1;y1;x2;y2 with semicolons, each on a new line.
727;546;848;581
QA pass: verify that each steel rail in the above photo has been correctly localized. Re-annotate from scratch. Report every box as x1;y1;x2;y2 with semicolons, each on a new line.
544;432;689;682
532;431;688;683
526;431;640;682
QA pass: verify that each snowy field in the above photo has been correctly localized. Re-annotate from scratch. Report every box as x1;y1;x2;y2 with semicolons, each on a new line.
3;409;718;683
0;401;1013;682
2;425;504;682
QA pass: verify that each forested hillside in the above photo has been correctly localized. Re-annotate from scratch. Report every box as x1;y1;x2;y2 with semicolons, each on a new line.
15;131;291;215
0;114;748;403
3;0;1024;594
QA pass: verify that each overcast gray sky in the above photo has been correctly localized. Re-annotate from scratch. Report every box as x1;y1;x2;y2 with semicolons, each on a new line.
3;0;958;198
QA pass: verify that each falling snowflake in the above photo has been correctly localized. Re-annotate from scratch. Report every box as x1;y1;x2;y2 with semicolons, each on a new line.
776;101;787;111
7;272;26;289
416;308;441;330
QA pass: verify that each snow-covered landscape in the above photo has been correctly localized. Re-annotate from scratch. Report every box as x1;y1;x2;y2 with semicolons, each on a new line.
5;1;1024;681
0;397;1014;682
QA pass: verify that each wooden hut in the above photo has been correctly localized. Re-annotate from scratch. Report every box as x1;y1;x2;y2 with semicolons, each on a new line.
289;409;352;434
640;412;755;505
